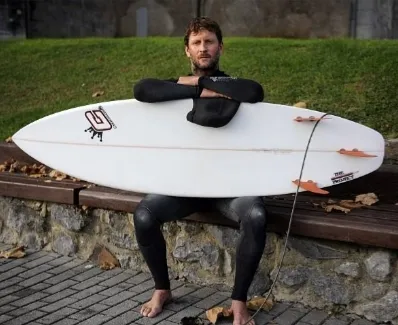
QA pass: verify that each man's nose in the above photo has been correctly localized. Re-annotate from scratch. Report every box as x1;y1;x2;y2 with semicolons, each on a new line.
198;41;207;52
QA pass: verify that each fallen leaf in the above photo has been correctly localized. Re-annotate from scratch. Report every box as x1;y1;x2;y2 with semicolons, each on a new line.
5;136;13;143
339;200;364;209
181;316;205;325
355;193;379;206
324;204;351;213
206;306;232;324
0;164;6;172
29;174;44;178
246;296;274;312
294;101;307;108
92;90;104;97
0;246;26;259
98;246;120;270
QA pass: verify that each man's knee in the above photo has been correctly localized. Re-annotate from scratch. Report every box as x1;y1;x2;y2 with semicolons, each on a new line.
133;204;157;233
247;202;267;229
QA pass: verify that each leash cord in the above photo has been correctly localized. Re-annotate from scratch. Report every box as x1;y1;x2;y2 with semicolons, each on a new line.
241;113;330;325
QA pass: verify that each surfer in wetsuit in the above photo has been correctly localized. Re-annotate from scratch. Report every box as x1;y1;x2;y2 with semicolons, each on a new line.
132;17;266;325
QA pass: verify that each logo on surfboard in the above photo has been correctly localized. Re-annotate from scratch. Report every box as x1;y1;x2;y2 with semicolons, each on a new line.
331;170;358;184
84;106;117;142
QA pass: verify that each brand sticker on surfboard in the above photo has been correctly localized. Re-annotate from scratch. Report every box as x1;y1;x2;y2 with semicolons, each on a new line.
84;106;117;142
331;170;358;184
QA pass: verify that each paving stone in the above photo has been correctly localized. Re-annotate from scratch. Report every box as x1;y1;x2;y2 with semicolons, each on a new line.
136;309;175;325
19;272;53;287
189;287;217;299
84;303;110;313
69;293;108;309
18;264;54;278
125;272;153;284
98;272;135;287
268;302;292;316
2;309;46;325
43;279;79;294
170;279;186;290
41;288;77;303
40;297;79;313
0;285;25;298
30;282;52;291
96;267;127;278
131;290;155;303
70;267;104;281
0;305;17;315
51;319;80;325
101;310;142;325
252;311;274;325
100;291;136;306
274;307;309;325
168;284;201;299
46;260;86;275
13;287;38;297
166;306;204;323
129;279;156;294
69;285;107;300
1;266;28;280
47;256;74;267
0;295;20;307
7;301;48;316
32;307;77;324
0;276;23;290
68;308;99;321
99;285;132;297
164;294;202;312
70;276;105;290
23;255;57;268
77;313;112;325
300;309;330;325
0;314;13;323
193;292;229;310
152;321;176;325
101;300;140;317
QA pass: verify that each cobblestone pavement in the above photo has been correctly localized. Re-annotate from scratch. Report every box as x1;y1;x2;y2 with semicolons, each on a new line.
0;244;379;325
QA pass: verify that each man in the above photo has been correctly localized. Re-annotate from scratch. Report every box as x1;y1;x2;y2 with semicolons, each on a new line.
133;17;267;325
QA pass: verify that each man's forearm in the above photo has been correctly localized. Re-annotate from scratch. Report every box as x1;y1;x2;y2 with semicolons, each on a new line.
134;78;202;102
198;76;264;103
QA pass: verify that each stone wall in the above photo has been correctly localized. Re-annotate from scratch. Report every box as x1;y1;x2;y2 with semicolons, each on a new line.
1;196;398;324
20;0;398;39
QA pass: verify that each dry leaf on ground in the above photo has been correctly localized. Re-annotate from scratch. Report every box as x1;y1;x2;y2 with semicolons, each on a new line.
355;193;379;206
92;90;104;97
98;246;120;270
246;296;274;312
0;246;26;259
293;101;307;108
323;204;351;214
5;136;13;143
206;306;232;324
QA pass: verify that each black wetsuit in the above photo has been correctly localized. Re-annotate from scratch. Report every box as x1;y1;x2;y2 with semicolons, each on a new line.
132;70;267;302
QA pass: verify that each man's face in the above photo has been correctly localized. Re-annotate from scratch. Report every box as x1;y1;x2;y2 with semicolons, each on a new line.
185;29;223;71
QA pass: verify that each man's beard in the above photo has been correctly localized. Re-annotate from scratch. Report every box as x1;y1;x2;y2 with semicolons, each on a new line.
190;53;220;75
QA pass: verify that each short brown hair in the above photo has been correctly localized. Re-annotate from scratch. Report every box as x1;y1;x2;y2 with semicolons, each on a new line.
184;17;223;46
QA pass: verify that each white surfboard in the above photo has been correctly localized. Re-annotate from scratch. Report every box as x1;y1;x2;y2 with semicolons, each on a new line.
12;99;385;198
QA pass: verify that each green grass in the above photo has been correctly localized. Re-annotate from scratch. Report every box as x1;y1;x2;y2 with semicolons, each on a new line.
1;37;398;140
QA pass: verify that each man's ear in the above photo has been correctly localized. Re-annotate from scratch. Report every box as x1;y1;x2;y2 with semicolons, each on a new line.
219;42;224;54
185;46;191;58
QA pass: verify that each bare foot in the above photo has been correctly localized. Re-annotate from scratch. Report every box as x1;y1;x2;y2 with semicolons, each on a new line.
229;300;255;325
140;289;172;318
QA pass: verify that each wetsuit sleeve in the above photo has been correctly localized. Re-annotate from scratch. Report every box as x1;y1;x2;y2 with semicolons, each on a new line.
133;78;202;103
198;76;264;103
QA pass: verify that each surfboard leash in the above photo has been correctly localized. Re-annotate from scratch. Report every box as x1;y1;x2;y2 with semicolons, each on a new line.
241;113;330;325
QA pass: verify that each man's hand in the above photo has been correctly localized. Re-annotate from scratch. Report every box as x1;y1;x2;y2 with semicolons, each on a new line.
177;76;199;86
200;88;231;99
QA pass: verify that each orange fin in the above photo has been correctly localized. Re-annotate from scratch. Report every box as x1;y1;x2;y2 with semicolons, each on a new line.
294;116;331;122
292;179;329;194
337;148;377;158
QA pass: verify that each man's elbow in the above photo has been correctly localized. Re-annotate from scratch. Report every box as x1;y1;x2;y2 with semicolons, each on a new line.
246;83;265;103
133;79;155;102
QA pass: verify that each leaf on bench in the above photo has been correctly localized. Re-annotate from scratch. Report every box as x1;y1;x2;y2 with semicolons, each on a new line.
355;193;379;206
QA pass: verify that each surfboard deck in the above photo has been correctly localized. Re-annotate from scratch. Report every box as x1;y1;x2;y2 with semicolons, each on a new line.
12;99;385;197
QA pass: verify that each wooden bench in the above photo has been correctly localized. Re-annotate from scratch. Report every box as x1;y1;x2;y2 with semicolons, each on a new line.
1;141;398;249
1;163;397;249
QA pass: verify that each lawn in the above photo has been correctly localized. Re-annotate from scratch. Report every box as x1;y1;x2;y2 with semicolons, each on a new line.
1;37;397;140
